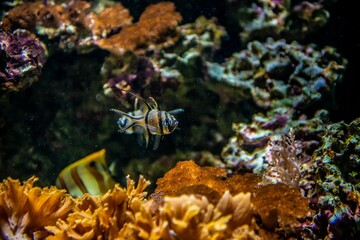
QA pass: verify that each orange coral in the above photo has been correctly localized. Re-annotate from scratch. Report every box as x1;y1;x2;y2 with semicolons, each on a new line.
84;3;133;38
252;184;312;230
95;2;182;55
3;1;91;32
3;1;181;55
0;176;74;239
1;172;259;239
121;191;255;239
153;160;260;205
2;2;44;31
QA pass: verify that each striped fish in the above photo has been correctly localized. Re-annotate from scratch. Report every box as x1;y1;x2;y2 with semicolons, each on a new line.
56;149;117;197
110;91;184;150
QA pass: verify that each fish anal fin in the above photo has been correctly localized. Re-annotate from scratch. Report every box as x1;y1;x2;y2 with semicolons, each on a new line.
152;135;163;150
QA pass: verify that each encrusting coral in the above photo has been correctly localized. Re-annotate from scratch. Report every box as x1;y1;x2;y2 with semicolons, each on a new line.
0;23;47;94
2;1;182;54
226;0;331;43
153;160;260;205
96;2;182;55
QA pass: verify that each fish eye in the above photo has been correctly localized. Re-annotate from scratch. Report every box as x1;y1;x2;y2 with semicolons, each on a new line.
165;118;171;126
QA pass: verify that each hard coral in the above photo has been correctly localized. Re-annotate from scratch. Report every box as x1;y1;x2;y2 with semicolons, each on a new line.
96;2;182;55
221;107;328;173
227;0;331;43
0;25;47;93
0;176;74;239
0;173;259;239
252;184;312;231
2;1;92;52
46;175;149;239
153;160;259;205
84;3;133;38
301;118;360;239
207;38;347;110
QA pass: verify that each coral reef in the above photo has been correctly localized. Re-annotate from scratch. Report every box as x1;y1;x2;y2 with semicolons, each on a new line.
0;171;258;239
1;0;359;238
0;177;74;239
83;3;133;38
252;184;313;235
221;107;328;173
95;2;182;55
0;24;47;93
301;118;360;239
153;160;260;204
207;38;347;109
2;1;182;54
261;129;304;187
227;0;332;43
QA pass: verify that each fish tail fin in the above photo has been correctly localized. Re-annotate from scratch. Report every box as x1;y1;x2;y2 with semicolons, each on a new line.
110;108;141;132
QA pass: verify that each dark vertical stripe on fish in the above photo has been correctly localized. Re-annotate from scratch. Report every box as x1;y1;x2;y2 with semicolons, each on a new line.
71;167;88;194
145;110;151;133
158;111;163;135
58;175;67;190
87;164;107;194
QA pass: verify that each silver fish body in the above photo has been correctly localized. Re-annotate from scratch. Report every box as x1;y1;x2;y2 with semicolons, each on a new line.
111;92;183;150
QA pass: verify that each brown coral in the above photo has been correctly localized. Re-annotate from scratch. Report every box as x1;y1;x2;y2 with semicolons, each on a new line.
0;176;74;239
2;2;44;31
83;3;133;38
252;184;312;230
153;160;260;205
96;2;182;55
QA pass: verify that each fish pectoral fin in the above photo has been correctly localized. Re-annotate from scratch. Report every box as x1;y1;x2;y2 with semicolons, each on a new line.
152;135;163;150
144;129;150;148
133;126;147;148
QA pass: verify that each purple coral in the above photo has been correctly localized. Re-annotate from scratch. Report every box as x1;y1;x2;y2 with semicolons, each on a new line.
0;24;47;93
103;56;156;99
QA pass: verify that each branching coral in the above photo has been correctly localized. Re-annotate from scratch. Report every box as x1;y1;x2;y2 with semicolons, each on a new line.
0;176;74;239
119;190;257;239
0;172;259;239
262;129;304;188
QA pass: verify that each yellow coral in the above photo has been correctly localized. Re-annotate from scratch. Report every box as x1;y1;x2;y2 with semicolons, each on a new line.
1;166;260;239
0;176;74;239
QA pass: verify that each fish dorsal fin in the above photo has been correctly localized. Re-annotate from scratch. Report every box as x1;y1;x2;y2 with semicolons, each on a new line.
147;97;159;110
118;89;154;111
